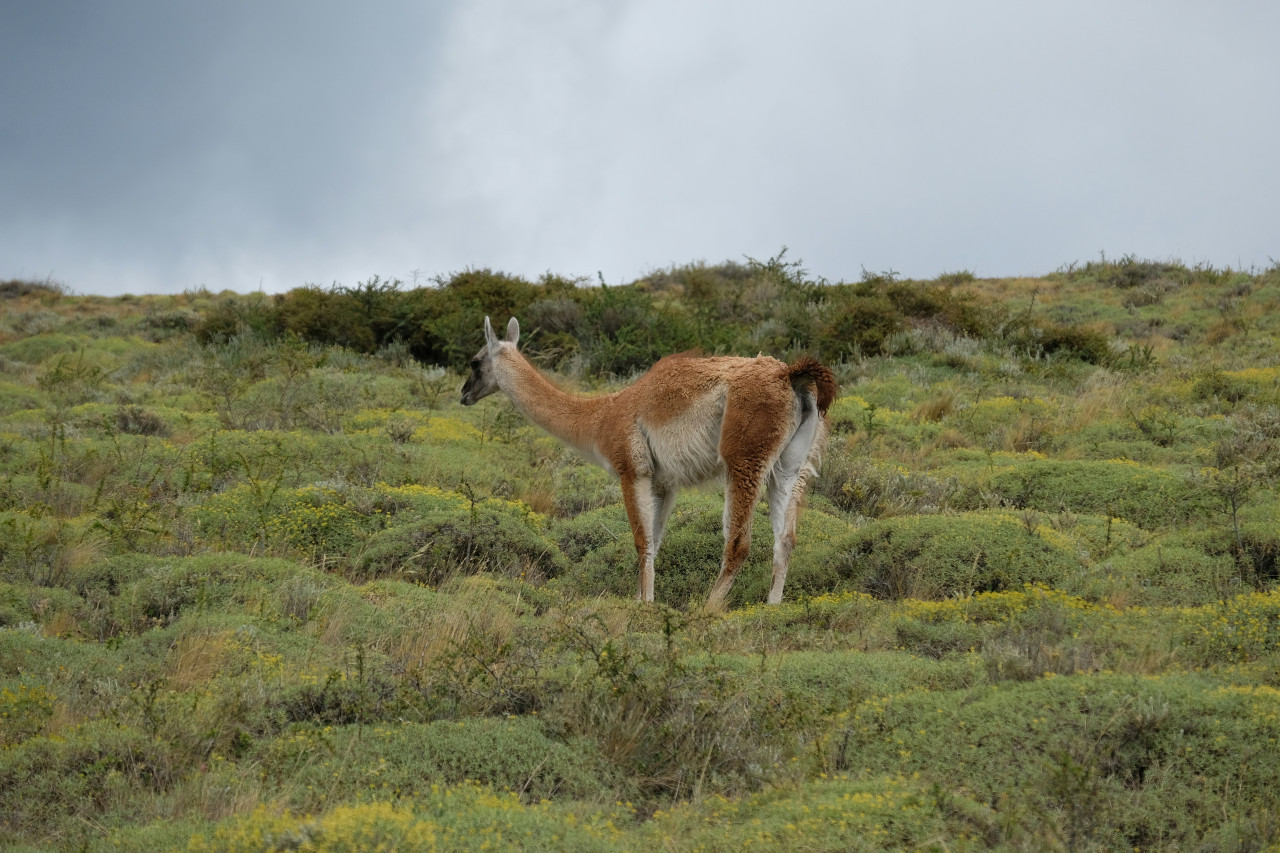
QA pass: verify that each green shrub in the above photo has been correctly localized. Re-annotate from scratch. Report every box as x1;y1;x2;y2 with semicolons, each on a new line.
791;512;1082;600
0;333;81;365
981;458;1216;530
547;606;801;800
255;716;613;810
0;680;55;746
0;512;102;587
354;504;566;584
1108;543;1237;605
817;292;903;360
824;672;1280;850
573;285;698;376
642;774;991;852
712;649;985;712
1180;590;1280;665
1187;366;1249;404
180;783;627;853
191;294;281;344
0;720;185;842
190;484;381;559
550;457;621;515
814;455;959;517
107;555;303;634
1009;318;1114;364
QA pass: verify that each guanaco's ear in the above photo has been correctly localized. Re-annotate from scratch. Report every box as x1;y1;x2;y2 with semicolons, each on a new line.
505;317;520;346
483;316;500;354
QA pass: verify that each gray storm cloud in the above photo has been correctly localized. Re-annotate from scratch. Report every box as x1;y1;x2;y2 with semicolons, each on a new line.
1;1;1276;295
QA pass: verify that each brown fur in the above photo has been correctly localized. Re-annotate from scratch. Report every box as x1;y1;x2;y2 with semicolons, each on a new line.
461;317;835;607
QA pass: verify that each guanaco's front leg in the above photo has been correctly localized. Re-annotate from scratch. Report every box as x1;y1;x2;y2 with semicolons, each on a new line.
620;472;658;601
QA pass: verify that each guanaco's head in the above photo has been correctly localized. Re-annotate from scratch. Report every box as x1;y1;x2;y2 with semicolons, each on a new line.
460;316;520;406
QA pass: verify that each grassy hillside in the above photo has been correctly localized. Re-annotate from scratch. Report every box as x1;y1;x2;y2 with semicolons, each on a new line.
1;256;1278;851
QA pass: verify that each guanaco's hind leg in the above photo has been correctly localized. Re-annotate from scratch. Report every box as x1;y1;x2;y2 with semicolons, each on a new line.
705;453;774;610
765;403;822;603
765;470;806;604
706;385;792;610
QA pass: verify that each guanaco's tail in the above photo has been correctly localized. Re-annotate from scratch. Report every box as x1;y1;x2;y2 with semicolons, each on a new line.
786;357;837;416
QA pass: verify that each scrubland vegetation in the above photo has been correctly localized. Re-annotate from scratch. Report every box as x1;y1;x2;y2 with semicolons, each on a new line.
1;253;1279;851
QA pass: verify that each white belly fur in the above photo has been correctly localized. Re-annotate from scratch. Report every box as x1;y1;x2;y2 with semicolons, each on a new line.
639;390;728;488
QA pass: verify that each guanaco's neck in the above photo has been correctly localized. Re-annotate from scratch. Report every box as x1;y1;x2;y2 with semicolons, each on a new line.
494;349;609;459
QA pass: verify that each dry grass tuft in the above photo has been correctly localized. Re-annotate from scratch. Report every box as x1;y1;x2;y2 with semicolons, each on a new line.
175;766;262;821
911;393;955;422
389;581;518;673
318;608;350;647
168;631;232;690
44;610;80;638
929;428;971;452
1204;320;1238;345
520;480;558;515
997;413;1048;453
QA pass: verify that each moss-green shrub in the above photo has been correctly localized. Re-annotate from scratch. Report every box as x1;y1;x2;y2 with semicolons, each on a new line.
818;292;904;359
825;673;1280;849
0;582;82;632
0;511;103;587
0;333;82;365
642;774;989;852
551;503;632;564
304;578;447;648
1007;317;1114;364
0;680;55;747
980;458;1217;529
107;555;305;634
1180;590;1280;665
551;457;620;516
1107;544;1237;605
354;504;566;584
790;512;1082;600
712;649;985;712
571;285;699;377
255;716;613;810
813;454;958;517
948;395;1057;443
0;381;41;415
0;720;185;841
181;783;628;853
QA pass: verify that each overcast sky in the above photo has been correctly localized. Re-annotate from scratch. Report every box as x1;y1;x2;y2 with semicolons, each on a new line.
2;1;1277;295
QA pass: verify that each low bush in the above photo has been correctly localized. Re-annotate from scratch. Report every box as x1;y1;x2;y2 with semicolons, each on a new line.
0;680;55;746
0;720;186;843
105;556;304;635
979;458;1216;530
254;716;614;810
180;783;627;853
354;504;566;584
642;774;993;852
6;258;1280;849
814;455;959;517
791;512;1082;600
823;672;1280;850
